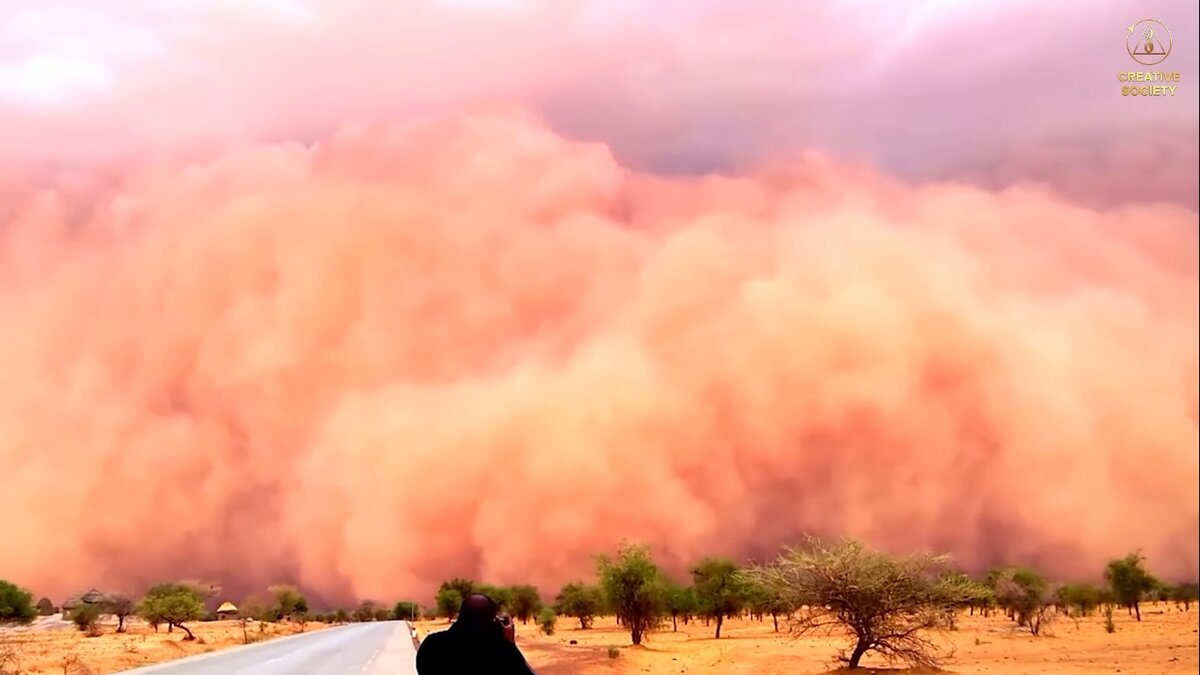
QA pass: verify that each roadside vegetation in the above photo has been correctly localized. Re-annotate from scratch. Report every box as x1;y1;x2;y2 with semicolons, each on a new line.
2;540;1196;671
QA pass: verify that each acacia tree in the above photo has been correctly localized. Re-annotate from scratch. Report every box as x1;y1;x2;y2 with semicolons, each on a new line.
434;589;462;621
1055;584;1101;618
742;537;989;670
1170;582;1199;611
392;601;420;621
354;600;380;622
106;594;135;633
268;585;307;621
597;543;667;646
555;583;603;629
746;581;793;632
992;567;1052;635
691;558;749;639
664;583;696;632
240;595;273;622
508;586;543;625
1105;552;1156;621
139;583;207;640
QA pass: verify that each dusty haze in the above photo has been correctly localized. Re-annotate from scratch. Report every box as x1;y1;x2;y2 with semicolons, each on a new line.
2;0;1198;605
1;111;1196;605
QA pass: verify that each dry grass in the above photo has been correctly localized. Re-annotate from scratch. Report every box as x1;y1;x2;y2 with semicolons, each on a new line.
0;618;326;674
5;603;1195;674
416;602;1198;674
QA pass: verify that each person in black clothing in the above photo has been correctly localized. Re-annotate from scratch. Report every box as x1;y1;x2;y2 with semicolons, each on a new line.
416;593;536;674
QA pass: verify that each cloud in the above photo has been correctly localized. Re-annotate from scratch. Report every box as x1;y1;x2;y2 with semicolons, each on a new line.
0;0;1195;207
0;112;1195;603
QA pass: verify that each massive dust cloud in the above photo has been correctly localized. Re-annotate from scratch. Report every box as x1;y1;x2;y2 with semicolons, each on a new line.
1;111;1196;604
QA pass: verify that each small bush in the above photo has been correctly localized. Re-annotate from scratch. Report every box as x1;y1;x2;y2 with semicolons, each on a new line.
1102;605;1116;633
72;605;102;637
537;607;557;636
62;653;95;675
1;636;23;675
607;645;620;659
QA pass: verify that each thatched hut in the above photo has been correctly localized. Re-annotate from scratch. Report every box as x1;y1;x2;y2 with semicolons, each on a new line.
61;589;108;620
216;601;239;619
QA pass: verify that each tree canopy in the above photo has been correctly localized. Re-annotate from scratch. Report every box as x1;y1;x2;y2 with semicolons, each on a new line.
742;537;989;669
268;585;308;621
0;580;36;625
434;588;462;620
392;600;420;621
508;585;543;625
138;583;208;640
597;543;668;646
1105;551;1156;621
555;582;603;629
691;557;749;638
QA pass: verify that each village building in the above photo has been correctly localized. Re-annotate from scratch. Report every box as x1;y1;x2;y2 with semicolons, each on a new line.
60;589;109;620
216;601;239;619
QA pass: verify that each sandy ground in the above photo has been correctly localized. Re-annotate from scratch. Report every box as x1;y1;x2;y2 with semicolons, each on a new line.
416;602;1198;675
5;604;1194;674
0;617;326;674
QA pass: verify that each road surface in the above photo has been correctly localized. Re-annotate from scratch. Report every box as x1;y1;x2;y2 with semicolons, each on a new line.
120;621;417;675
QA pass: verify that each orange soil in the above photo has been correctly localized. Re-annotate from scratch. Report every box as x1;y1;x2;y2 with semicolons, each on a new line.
0;619;325;674
419;602;1199;675
5;605;1195;674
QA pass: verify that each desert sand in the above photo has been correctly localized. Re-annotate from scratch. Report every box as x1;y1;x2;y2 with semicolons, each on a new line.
0;618;325;674
3;605;1195;674
428;603;1197;675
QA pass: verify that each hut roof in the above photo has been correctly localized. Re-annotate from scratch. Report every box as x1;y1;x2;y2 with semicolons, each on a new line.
217;601;238;614
63;589;107;609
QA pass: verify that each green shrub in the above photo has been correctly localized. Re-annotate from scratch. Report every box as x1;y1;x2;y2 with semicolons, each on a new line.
72;604;103;637
537;607;557;636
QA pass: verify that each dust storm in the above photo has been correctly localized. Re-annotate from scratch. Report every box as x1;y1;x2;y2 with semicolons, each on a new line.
0;112;1196;605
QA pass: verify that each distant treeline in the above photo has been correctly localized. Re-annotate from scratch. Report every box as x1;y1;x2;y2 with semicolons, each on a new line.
2;540;1196;670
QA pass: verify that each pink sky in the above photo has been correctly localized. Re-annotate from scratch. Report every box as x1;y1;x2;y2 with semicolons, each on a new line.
1;0;1197;205
0;1;1197;604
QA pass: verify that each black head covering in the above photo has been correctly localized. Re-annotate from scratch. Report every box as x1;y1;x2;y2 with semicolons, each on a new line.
454;594;500;634
417;592;535;674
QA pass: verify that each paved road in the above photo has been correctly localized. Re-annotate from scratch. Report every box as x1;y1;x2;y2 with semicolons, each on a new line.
120;621;417;675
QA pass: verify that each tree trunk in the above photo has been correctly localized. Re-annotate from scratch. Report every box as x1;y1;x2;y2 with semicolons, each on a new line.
631;626;643;646
714;614;723;639
672;615;678;632
167;624;174;633
847;640;870;669
1134;603;1141;621
772;613;779;632
174;623;196;641
117;616;126;633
